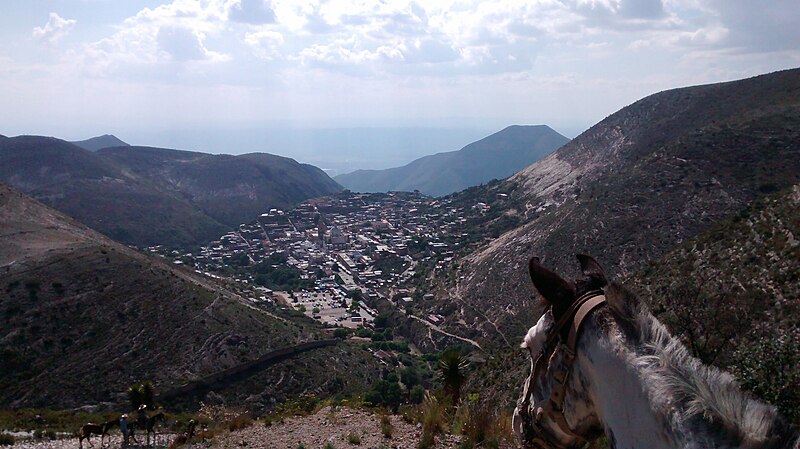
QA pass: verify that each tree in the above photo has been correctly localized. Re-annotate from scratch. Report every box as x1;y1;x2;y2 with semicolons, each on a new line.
400;366;421;388
373;313;389;329
409;385;425;404
438;349;469;406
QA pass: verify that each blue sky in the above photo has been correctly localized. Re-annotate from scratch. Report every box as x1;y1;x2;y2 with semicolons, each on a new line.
1;0;799;170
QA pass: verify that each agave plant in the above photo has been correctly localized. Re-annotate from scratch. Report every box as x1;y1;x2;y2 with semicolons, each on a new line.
438;349;470;406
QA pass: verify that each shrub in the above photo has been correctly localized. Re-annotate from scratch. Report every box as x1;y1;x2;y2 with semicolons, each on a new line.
347;432;361;445
0;434;14;446
127;380;155;409
227;414;253;432
409;385;425;404
418;394;446;449
379;415;392;439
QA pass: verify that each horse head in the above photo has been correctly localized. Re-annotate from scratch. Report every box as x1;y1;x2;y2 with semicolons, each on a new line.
513;254;613;449
513;255;798;449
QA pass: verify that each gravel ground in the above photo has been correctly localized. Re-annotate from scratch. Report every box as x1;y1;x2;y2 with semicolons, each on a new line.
11;432;177;449
188;406;461;449
8;407;462;449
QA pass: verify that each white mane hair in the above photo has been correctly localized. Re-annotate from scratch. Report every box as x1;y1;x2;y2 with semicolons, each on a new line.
602;283;797;448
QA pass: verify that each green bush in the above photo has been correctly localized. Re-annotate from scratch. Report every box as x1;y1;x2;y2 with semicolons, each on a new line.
409;385;425;404
0;434;14;446
347;432;361;445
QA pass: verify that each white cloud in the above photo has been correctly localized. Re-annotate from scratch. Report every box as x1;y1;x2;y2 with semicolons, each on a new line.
228;0;276;25
32;12;77;45
157;26;226;61
75;0;229;74
244;30;284;60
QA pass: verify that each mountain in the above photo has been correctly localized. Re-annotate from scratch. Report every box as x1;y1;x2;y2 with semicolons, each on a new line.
0;137;342;247
71;134;130;151
0;183;379;409
97;146;342;231
407;68;800;355
334;125;569;196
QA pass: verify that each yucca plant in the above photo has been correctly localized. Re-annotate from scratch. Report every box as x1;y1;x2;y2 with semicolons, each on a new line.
438;349;470;406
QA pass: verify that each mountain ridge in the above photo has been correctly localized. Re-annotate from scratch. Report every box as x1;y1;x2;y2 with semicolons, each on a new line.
334;125;569;196
71;134;130;152
0;136;342;247
407;68;800;355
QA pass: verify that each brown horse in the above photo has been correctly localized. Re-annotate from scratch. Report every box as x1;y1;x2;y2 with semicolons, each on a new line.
130;412;166;447
78;419;118;448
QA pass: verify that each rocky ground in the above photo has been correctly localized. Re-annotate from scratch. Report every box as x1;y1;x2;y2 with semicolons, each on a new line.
8;407;467;449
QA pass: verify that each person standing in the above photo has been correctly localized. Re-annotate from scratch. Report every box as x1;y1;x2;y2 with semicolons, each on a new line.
119;414;129;447
136;404;148;433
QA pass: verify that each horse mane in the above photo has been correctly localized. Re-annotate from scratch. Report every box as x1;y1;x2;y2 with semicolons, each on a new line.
602;282;797;448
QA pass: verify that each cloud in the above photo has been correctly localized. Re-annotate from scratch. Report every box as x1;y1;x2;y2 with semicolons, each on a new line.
32;12;77;45
701;0;800;52
244;30;284;59
75;0;229;74
228;0;276;25
157;26;216;61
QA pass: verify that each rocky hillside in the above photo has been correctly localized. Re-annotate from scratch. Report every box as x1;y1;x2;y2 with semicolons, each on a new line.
335;125;569;196
0;137;342;247
466;184;800;426
408;68;800;354
628;185;800;424
0;184;377;409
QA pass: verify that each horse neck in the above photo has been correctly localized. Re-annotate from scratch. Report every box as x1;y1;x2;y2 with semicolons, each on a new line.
574;320;796;449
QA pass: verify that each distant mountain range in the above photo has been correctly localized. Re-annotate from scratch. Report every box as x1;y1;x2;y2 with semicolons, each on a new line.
0;136;342;247
334;125;569;196
0;183;379;408
71;134;130;151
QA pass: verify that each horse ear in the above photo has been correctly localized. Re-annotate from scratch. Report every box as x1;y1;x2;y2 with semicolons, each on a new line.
528;257;576;317
576;254;608;287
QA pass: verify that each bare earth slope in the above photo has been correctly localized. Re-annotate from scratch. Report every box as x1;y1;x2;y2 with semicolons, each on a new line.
423;68;800;352
0;184;369;409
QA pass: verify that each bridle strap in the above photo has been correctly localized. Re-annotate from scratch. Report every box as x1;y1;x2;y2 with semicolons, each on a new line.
520;292;607;449
567;294;607;351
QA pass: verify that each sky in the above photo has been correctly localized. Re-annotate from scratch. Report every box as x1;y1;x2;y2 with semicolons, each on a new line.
1;0;799;172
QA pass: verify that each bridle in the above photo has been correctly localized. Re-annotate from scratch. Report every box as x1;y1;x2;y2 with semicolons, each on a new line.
518;290;607;449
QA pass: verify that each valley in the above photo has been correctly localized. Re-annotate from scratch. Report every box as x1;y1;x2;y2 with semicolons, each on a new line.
2;68;799;448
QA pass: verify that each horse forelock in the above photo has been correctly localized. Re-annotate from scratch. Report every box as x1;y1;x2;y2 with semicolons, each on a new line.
521;310;554;354
601;283;794;447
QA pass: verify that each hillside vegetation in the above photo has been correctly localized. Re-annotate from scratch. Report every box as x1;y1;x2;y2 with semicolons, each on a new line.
411;68;800;351
335;125;569;196
0;184;376;409
0;137;341;247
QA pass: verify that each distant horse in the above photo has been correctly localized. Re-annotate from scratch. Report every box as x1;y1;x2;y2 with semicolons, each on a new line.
131;412;166;447
78;419;118;448
513;254;799;449
167;419;196;449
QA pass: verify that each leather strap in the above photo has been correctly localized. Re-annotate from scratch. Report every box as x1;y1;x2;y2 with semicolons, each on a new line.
567;295;606;351
519;292;607;449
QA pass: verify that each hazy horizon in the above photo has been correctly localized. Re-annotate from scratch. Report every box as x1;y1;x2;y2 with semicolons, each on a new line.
2;1;799;174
